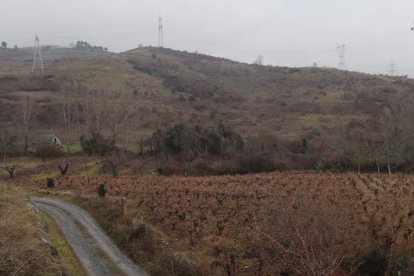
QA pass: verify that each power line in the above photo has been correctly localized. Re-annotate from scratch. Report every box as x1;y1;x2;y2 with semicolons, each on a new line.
32;34;44;73
158;14;164;48
336;43;346;70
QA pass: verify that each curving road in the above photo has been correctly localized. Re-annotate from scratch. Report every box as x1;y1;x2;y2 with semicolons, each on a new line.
31;196;147;276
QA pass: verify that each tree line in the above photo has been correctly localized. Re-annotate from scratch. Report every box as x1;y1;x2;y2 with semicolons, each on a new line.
73;41;108;52
314;92;414;174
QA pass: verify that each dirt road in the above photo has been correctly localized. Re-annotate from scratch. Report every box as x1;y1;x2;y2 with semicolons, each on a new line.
31;196;147;276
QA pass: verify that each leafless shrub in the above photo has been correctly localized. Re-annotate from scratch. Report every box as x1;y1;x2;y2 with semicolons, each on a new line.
259;198;361;275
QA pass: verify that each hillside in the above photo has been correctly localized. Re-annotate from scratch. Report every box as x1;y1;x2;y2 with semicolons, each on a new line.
0;47;108;72
0;46;413;149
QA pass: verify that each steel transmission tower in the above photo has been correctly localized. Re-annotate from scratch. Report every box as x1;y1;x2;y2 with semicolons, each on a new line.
32;34;44;73
158;14;164;48
337;44;346;70
388;60;397;76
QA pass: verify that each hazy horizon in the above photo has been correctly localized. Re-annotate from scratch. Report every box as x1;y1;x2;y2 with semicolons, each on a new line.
1;0;414;76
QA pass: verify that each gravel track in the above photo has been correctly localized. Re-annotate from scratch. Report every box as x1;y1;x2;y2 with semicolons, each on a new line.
31;196;147;276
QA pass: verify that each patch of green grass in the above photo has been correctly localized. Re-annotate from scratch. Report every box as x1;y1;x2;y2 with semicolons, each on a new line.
314;91;353;105
297;114;368;128
78;160;101;177
31;171;60;181
0;157;43;171
41;213;87;276
62;143;83;154
119;143;151;155
28;188;49;197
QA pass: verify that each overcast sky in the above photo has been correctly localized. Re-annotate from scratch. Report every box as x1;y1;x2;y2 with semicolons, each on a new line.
1;0;414;76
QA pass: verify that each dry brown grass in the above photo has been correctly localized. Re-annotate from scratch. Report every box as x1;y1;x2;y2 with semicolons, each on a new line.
0;183;64;275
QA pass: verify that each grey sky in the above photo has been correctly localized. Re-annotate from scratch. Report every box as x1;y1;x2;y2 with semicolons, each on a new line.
1;0;414;76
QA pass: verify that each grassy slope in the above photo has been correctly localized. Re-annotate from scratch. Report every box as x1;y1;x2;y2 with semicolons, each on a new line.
0;183;83;275
0;46;413;145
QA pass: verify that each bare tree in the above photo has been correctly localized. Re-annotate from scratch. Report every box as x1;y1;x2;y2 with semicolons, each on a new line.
0;127;17;178
72;84;83;136
58;162;69;176
74;86;106;134
106;89;134;142
63;83;137;148
259;198;362;275
61;84;75;152
19;97;36;156
346;128;369;174
90;88;108;134
378;93;414;174
0;128;16;162
76;85;92;133
368;140;385;174
75;87;108;134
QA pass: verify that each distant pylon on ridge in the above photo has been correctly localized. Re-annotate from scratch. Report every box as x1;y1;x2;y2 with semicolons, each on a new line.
32;34;44;73
254;54;264;65
337;43;346;70
388;60;397;76
158;14;164;48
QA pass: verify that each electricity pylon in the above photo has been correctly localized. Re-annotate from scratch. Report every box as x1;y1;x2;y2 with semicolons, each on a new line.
158;14;164;48
337;44;346;70
32;34;44;73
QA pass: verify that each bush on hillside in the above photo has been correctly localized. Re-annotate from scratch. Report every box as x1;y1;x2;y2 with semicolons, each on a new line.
80;131;115;156
214;153;275;175
151;123;244;157
238;154;275;173
358;249;414;275
35;145;63;162
165;124;196;154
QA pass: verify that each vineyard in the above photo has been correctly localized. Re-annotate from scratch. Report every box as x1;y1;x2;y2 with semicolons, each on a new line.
22;172;414;274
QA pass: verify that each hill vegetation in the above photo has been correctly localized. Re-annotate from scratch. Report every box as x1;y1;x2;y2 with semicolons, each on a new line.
1;46;414;173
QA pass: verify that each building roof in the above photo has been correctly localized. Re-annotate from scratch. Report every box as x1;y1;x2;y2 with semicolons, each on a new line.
32;134;60;144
